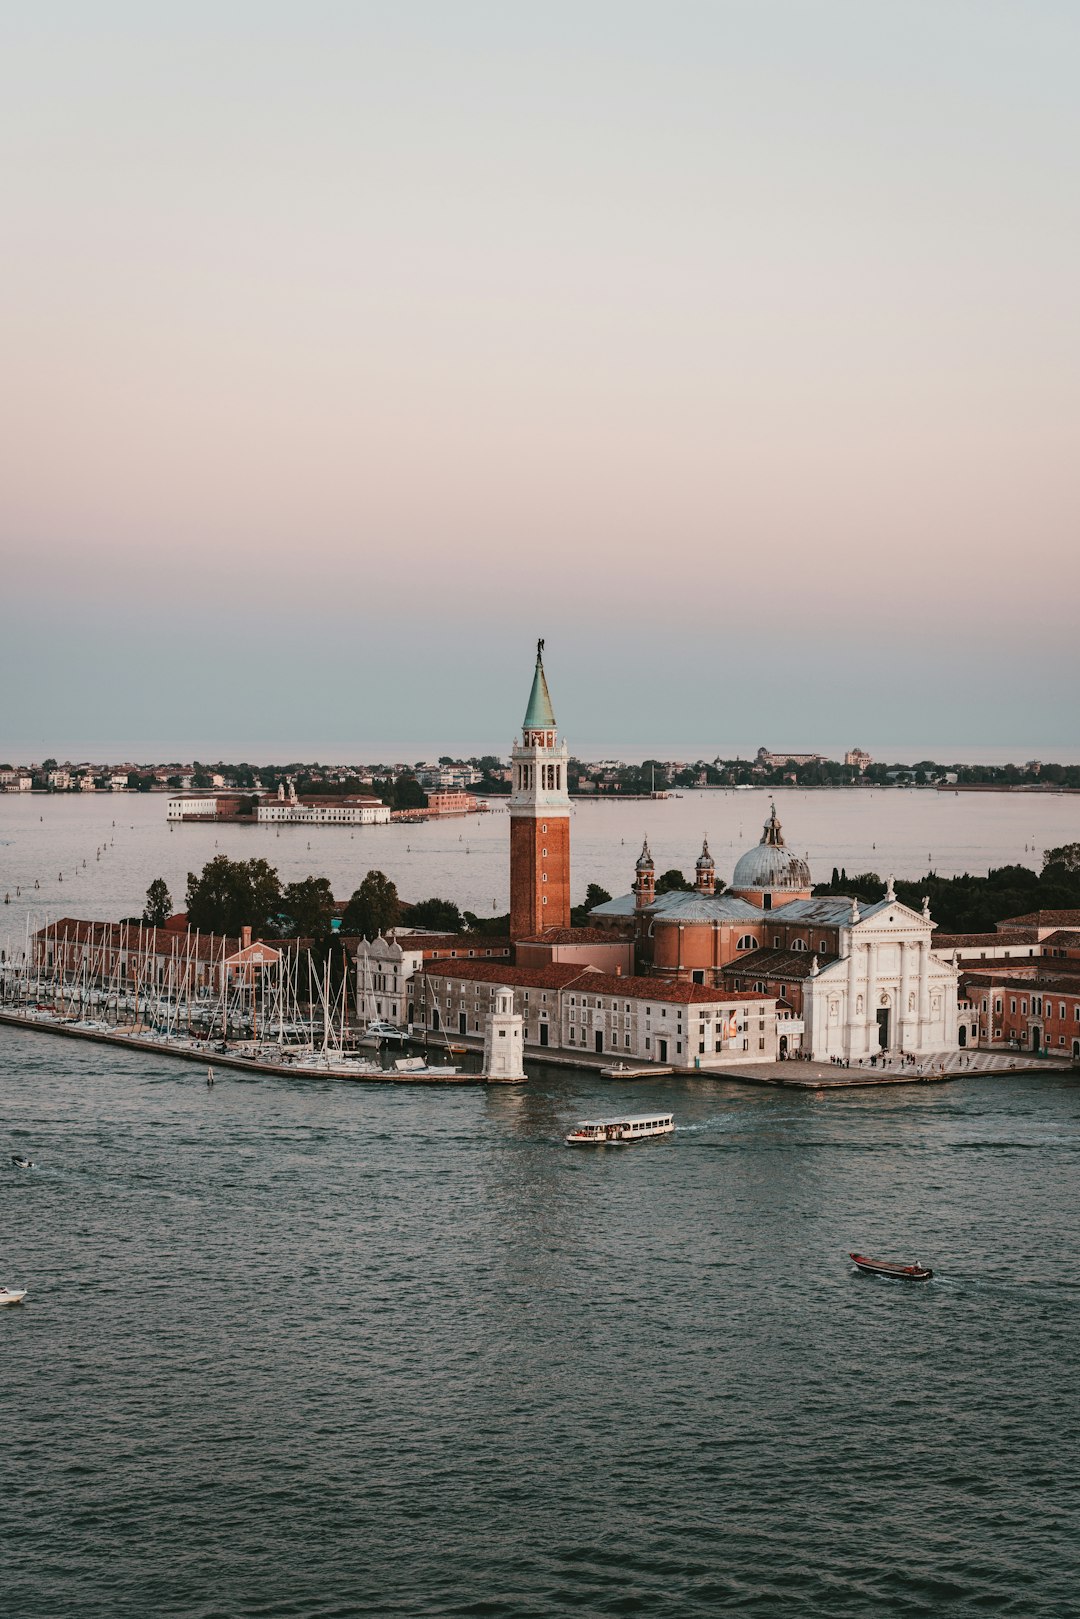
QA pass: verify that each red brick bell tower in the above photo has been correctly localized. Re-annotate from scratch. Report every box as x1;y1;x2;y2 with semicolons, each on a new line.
509;639;571;941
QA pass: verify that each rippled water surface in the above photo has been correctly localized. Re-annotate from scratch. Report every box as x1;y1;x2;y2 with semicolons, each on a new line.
1;787;1079;947
3;1029;1079;1616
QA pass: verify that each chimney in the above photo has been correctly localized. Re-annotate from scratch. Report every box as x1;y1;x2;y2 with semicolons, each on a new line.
241;926;252;950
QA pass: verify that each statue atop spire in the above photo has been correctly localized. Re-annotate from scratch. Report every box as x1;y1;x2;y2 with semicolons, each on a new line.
761;802;785;847
522;638;556;734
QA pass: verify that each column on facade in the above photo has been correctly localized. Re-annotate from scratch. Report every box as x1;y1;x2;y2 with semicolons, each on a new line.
846;932;860;1059
865;941;878;1048
899;941;912;1052
917;938;930;1046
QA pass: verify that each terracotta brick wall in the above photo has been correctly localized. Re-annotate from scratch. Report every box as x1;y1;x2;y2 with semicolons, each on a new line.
510;815;570;940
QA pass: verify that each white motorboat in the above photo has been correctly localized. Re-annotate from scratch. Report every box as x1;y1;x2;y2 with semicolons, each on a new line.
365;1020;408;1041
565;1113;675;1146
0;1286;27;1305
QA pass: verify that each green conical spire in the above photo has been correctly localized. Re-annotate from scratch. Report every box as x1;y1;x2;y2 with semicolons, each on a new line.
523;638;556;730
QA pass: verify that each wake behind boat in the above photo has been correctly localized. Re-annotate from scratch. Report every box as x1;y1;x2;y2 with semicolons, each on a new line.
850;1252;933;1281
565;1113;674;1146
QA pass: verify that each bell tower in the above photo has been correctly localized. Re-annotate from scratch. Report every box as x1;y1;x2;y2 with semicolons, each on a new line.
509;639;571;941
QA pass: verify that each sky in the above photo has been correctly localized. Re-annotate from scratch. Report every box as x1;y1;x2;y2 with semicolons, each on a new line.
1;1;1078;760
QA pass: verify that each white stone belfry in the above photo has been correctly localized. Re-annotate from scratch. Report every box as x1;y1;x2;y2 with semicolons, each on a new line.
482;986;526;1082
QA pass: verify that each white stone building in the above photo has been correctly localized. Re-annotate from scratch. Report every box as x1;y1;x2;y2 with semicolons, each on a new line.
802;886;959;1060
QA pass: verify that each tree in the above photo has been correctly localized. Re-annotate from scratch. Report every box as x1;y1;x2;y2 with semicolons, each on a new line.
185;856;283;936
282;876;336;941
408;897;464;932
143;878;173;928
341;870;400;938
1044;844;1080;874
393;775;427;810
656;868;692;895
571;883;613;927
41;757;58;772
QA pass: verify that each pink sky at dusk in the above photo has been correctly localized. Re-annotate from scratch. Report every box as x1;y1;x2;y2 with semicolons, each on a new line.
2;2;1078;757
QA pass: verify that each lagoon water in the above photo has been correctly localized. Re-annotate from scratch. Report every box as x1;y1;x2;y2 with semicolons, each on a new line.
3;786;1080;1615
3;1028;1080;1616
1;787;1078;952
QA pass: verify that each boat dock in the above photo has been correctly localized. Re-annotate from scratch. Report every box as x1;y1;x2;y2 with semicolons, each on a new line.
0;1010;505;1085
719;1052;1067;1089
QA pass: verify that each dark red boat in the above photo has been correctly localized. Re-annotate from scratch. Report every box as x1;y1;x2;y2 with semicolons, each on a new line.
850;1252;933;1281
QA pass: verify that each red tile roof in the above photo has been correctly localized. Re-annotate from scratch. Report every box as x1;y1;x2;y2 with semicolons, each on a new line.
420;958;773;1004
999;910;1080;930
933;932;1036;949
421;960;589;992
516;928;627;945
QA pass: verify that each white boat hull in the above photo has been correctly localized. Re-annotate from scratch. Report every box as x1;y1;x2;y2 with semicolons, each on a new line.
0;1289;27;1306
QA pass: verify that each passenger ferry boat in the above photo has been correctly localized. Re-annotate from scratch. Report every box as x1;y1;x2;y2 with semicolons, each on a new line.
565;1113;675;1146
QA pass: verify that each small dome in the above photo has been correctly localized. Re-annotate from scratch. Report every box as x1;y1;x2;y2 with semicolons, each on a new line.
730;804;811;893
696;837;714;871
635;836;655;872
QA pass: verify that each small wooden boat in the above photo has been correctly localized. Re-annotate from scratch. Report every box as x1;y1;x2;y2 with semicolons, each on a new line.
850;1252;933;1281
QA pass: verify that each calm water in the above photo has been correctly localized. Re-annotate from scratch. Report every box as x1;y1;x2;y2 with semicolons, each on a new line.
3;1030;1079;1615
1;787;1078;953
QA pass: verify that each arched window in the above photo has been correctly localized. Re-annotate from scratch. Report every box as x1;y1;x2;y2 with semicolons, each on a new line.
791;939;807;952
736;935;758;951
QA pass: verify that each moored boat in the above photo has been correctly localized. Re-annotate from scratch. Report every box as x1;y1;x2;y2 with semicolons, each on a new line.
565;1113;675;1146
599;1062;670;1080
850;1252;933;1281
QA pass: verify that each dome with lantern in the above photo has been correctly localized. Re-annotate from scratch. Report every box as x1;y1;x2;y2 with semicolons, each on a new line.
730;804;812;897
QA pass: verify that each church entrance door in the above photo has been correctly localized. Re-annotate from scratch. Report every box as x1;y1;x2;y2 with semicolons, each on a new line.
876;1009;889;1049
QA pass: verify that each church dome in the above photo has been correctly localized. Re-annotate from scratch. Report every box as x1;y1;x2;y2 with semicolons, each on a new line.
730;804;811;893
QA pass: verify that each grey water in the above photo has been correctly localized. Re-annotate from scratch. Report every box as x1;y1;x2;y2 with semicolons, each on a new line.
1;786;1078;949
3;1027;1080;1616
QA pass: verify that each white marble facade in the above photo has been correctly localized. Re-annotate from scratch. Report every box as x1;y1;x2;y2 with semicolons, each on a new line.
803;890;959;1060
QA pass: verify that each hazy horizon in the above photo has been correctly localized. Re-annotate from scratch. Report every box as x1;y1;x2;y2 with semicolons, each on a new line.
2;3;1078;750
4;740;1078;771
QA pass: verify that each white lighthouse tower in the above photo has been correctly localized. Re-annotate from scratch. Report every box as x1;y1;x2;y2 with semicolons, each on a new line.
482;986;526;1083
